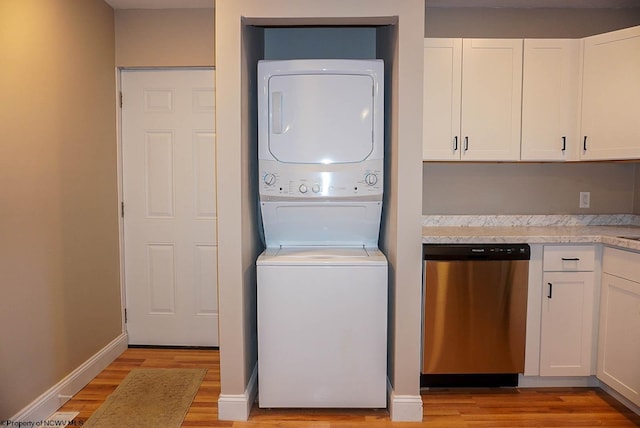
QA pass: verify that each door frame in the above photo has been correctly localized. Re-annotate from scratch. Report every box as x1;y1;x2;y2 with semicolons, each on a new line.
115;66;217;345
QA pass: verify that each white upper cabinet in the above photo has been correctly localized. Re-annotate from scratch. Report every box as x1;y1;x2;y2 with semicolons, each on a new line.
461;39;523;161
580;26;640;160
424;25;640;163
521;39;581;161
423;38;462;161
423;38;523;161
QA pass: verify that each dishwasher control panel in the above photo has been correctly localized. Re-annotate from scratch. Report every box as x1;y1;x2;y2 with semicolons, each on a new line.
423;244;530;261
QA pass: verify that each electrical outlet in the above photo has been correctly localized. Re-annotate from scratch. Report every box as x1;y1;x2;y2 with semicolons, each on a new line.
579;191;590;208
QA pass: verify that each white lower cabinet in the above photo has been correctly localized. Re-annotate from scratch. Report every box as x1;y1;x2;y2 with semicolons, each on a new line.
539;245;597;377
540;271;595;376
598;248;640;406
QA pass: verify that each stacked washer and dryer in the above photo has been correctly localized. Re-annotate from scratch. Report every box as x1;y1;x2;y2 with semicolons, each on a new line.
256;59;388;408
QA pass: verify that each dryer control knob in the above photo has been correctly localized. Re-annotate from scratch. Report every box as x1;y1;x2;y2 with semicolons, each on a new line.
365;173;378;186
311;184;321;193
263;173;276;186
298;184;308;193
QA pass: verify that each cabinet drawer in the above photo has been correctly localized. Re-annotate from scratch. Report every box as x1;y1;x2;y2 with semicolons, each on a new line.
603;247;640;281
543;245;595;272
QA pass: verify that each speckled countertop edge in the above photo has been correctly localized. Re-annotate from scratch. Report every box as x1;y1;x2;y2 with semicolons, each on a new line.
422;214;640;227
421;215;640;251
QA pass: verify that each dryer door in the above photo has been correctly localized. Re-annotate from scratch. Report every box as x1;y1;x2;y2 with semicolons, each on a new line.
268;73;375;164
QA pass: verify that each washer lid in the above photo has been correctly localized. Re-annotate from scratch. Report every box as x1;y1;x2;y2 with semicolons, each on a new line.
277;246;368;258
257;246;387;266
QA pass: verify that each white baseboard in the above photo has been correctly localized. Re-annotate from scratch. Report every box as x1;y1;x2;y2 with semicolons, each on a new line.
10;333;128;423
387;378;423;422
217;362;258;421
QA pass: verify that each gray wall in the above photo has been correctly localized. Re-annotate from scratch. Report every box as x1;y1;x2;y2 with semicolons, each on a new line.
423;7;640;216
0;0;120;418
423;162;637;215
425;7;640;38
264;27;376;59
217;1;426;410
635;165;640;214
115;8;215;67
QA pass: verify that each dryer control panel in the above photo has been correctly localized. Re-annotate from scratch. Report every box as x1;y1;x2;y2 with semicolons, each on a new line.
259;159;383;200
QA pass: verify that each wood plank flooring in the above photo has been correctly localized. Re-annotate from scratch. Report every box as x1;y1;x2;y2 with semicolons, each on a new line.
59;348;640;427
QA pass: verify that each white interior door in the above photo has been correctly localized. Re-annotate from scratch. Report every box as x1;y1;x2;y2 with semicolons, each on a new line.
121;69;218;346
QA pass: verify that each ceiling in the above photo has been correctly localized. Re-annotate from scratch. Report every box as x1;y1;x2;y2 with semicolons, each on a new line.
103;0;640;9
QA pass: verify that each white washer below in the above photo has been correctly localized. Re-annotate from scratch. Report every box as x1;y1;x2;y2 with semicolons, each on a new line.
257;246;388;408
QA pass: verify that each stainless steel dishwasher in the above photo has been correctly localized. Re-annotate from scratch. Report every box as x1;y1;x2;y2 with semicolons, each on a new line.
422;243;530;387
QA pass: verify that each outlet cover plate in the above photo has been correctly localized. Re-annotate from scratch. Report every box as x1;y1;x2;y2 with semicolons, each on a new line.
580;191;590;208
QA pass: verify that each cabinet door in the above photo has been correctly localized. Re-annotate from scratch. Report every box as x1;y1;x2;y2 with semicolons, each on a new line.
460;39;523;161
521;39;580;161
597;273;640;406
540;272;595;376
581;26;640;160
423;38;462;161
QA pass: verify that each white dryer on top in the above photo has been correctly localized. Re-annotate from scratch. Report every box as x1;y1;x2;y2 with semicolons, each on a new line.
257;59;385;247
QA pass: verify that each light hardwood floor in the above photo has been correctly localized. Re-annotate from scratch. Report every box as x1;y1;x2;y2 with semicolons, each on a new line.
60;347;640;427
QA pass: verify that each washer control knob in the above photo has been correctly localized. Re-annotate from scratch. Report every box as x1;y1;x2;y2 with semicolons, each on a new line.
365;173;378;186
298;184;308;193
263;173;276;186
311;184;321;193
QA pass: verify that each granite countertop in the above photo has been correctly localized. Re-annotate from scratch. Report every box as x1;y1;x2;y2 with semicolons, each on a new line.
421;215;640;252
